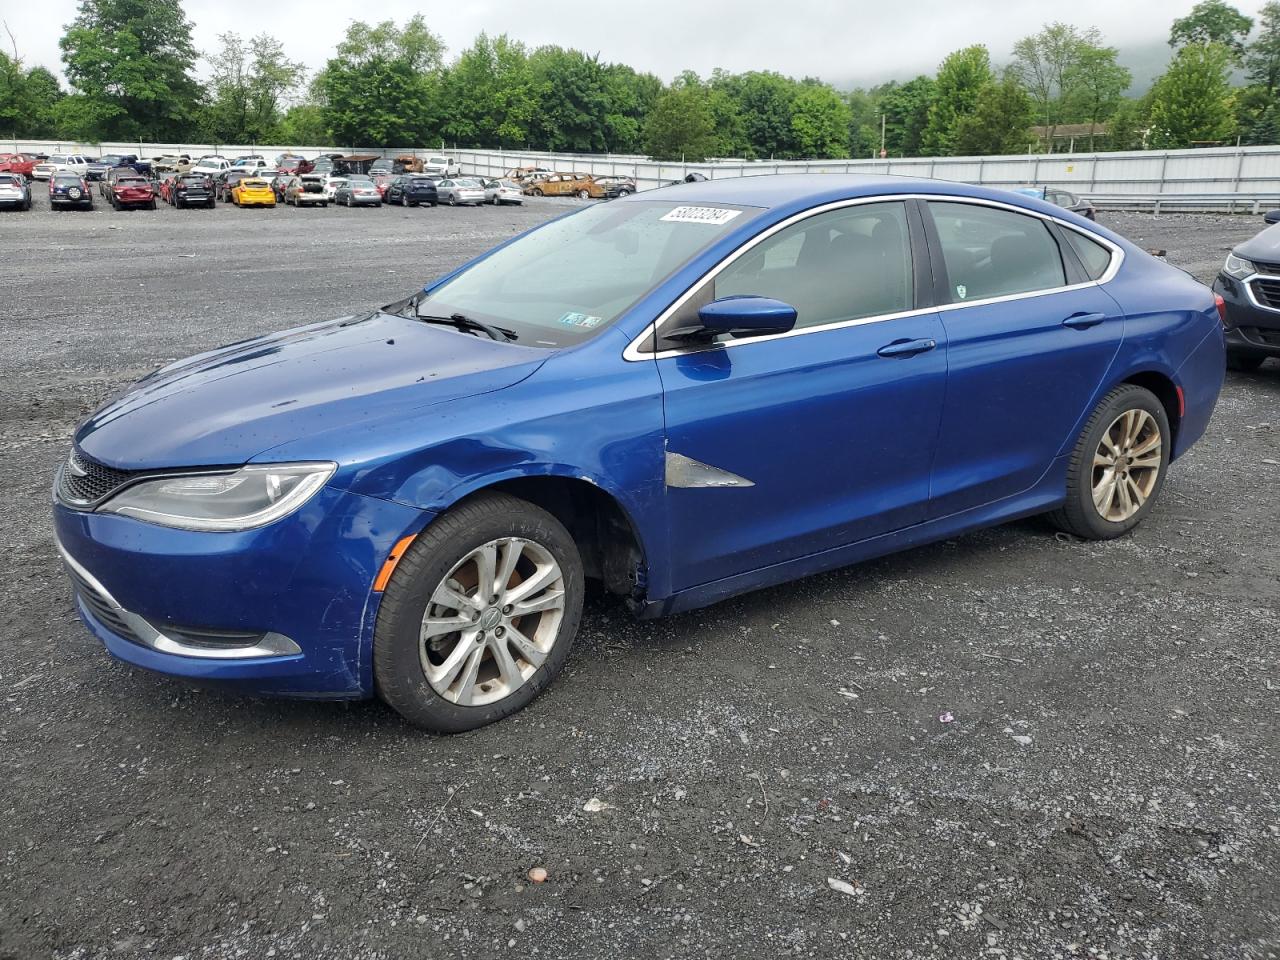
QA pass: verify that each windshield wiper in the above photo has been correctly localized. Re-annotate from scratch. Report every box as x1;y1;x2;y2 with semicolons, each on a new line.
415;312;519;342
382;290;518;342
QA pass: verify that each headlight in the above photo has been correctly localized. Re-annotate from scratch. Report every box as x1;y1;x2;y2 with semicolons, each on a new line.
100;462;335;531
1223;252;1256;280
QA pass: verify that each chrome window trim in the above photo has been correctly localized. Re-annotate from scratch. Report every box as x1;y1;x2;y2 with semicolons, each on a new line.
1244;271;1280;314
622;192;1125;362
57;539;302;660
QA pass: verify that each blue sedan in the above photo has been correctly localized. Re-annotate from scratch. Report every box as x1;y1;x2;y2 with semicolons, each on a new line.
53;175;1225;731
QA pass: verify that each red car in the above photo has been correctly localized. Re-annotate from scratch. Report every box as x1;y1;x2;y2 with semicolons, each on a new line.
0;153;37;179
275;155;314;175
373;173;396;200
106;175;157;210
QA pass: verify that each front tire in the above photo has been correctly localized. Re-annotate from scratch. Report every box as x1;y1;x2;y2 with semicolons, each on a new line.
374;493;584;733
1049;384;1170;540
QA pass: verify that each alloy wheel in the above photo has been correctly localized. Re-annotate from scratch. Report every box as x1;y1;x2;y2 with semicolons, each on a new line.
419;537;566;707
1091;409;1162;522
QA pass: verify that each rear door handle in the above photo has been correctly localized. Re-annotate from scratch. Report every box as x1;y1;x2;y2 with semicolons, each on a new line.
1062;312;1107;329
877;337;937;359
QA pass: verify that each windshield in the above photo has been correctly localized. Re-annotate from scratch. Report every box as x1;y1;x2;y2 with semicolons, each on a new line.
418;200;757;348
346;175;373;183
99;155;123;165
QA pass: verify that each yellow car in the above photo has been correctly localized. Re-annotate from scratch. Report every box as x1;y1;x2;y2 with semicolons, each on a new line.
231;178;276;207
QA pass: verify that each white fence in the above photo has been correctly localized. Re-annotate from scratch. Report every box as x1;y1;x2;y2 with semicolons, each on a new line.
452;145;1280;201
8;137;1280;210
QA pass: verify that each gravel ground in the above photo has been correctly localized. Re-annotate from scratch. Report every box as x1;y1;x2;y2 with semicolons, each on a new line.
0;197;1277;960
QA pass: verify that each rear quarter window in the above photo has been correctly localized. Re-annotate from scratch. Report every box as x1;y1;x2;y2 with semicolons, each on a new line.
1063;229;1115;281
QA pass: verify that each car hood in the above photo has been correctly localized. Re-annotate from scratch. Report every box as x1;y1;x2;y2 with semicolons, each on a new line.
1236;223;1280;264
75;312;550;470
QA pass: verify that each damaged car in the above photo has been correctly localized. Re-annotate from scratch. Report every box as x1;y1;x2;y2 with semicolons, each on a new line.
53;175;1224;733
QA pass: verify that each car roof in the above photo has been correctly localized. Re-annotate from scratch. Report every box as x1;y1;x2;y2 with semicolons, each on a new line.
619;173;1097;221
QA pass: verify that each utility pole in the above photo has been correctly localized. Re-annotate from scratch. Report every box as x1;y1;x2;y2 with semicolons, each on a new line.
879;113;887;159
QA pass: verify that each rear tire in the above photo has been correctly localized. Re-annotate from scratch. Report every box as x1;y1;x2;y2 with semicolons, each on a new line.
1226;353;1265;372
374;493;584;733
1049;384;1170;541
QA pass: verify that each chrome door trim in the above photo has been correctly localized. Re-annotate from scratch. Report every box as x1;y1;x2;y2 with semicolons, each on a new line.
622;192;1126;361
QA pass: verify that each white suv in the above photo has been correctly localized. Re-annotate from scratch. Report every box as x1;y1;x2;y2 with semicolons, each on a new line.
421;155;459;177
32;154;91;180
191;156;232;176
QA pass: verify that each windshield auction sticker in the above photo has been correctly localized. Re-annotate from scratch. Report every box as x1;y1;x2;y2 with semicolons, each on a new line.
660;206;742;225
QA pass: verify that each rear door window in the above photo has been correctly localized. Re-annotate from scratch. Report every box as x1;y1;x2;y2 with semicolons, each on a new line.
927;202;1066;303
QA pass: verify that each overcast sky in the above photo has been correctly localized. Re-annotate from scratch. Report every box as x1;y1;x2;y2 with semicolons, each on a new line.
3;0;1272;90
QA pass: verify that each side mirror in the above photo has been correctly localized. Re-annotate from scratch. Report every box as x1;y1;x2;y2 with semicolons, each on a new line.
697;296;798;337
1264;209;1280;225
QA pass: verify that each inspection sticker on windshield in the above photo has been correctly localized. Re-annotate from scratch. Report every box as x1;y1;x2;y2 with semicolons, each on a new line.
660;206;742;225
557;311;603;328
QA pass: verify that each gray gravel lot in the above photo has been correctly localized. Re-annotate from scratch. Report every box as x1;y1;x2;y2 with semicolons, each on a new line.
0;194;1277;960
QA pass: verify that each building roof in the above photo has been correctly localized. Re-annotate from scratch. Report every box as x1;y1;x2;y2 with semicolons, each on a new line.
1032;123;1110;139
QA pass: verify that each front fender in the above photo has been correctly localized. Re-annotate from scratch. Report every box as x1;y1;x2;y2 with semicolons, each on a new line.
341;332;675;597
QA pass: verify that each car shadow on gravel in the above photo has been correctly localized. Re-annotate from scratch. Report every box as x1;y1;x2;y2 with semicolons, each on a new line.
79;516;1051;738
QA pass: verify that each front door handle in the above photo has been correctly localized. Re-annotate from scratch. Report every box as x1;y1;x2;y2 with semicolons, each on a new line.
1062;312;1107;330
877;337;937;359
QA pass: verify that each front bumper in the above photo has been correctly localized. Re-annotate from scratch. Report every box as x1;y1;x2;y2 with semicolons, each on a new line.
1214;273;1280;357
54;486;431;698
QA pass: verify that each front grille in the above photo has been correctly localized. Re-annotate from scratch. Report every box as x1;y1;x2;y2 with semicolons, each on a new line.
65;563;142;644
58;449;141;506
1252;260;1280;275
1251;278;1280;309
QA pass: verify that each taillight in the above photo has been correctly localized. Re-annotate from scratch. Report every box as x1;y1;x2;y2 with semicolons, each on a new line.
1214;293;1227;327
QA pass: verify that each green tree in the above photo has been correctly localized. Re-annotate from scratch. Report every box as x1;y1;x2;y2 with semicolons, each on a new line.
440;34;537;147
718;71;797;158
953;72;1036;155
1147;43;1237;147
1243;103;1279;144
314;16;444;147
844;88;880;157
1065;44;1131;149
1106;97;1149;150
277;101;328;145
524;46;613;152
643;84;717;161
203;32;302;143
1170;1;1254;60
922;46;992;156
59;0;201;139
601;63;661;153
1246;2;1280;93
1011;23;1104;144
876;76;935;156
20;66;65;137
790;83;851;157
1;50;65;137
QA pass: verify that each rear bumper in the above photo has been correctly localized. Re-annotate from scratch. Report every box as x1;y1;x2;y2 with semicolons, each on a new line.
1214;274;1280;357
53;487;431;698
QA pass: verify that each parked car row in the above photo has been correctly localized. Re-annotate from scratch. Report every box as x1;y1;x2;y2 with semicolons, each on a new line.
2;166;546;213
